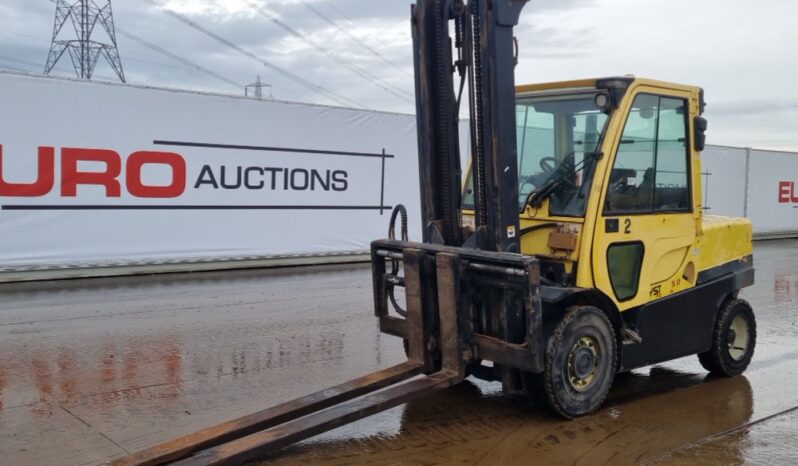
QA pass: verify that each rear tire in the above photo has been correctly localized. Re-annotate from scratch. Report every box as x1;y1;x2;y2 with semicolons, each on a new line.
539;305;617;418
698;298;756;376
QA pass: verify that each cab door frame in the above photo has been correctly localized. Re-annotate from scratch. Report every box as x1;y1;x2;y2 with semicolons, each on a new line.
589;83;702;311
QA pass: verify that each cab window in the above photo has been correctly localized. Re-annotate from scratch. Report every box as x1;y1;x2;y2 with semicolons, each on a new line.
607;242;644;301
605;94;690;213
463;92;608;215
516;94;608;216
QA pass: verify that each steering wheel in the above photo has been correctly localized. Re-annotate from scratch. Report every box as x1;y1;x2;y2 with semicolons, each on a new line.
539;156;556;173
519;177;536;195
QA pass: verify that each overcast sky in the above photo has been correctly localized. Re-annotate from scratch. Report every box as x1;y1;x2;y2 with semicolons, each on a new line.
1;0;797;150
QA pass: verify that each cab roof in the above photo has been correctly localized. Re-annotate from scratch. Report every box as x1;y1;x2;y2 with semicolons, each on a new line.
515;76;701;95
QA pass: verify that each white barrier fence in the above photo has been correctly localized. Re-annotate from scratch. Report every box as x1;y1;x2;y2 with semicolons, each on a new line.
701;146;798;237
0;72;426;277
0;72;795;279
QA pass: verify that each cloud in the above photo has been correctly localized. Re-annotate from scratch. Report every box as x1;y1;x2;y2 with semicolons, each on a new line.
0;0;796;150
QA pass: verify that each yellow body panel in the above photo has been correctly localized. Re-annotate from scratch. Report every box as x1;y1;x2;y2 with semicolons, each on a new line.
462;76;753;312
696;215;754;273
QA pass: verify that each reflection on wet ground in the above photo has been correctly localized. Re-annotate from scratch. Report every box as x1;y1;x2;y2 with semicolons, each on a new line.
264;372;758;465
1;241;797;465
656;408;798;465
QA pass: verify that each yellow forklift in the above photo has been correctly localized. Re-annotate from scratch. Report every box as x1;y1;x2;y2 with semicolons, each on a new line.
456;76;756;417
116;0;755;464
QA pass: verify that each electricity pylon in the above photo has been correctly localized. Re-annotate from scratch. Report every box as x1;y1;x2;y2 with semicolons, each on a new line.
44;0;125;82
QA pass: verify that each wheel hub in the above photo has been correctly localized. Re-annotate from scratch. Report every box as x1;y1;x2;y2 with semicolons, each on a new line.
727;314;750;361
567;336;600;391
573;347;595;379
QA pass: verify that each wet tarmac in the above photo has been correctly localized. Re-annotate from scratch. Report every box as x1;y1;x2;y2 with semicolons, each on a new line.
1;240;797;465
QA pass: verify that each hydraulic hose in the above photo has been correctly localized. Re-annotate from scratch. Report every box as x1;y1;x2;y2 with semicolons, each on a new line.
388;204;409;241
387;204;408;317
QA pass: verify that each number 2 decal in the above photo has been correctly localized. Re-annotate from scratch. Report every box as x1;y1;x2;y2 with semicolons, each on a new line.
624;218;632;234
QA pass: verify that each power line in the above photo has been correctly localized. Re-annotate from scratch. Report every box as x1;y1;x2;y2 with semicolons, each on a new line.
116;28;244;90
145;0;366;109
321;0;357;24
124;56;211;72
304;2;413;79
0;65;28;73
0;54;52;70
0;23;244;90
0;26;51;43
243;0;413;104
0;53;115;80
124;54;237;75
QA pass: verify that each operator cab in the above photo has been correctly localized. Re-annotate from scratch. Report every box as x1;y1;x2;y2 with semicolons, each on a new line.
462;77;708;305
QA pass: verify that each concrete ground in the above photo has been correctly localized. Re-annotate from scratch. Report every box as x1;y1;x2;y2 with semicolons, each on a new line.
1;240;797;465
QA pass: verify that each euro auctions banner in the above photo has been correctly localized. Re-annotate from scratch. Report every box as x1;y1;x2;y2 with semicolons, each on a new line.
0;72;422;269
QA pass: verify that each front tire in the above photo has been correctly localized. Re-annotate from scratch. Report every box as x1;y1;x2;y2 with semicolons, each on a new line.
698;298;756;376
540;305;617;418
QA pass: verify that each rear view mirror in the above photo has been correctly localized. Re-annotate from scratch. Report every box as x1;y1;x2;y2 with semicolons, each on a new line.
694;116;708;152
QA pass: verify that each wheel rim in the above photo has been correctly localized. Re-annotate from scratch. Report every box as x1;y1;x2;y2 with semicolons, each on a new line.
727;314;750;361
567;336;600;391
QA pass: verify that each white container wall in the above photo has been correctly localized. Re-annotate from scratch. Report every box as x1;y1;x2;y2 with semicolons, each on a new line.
701;146;798;236
700;145;748;218
746;149;798;236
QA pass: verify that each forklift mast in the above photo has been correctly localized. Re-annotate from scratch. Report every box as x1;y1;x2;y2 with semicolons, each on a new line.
412;0;528;253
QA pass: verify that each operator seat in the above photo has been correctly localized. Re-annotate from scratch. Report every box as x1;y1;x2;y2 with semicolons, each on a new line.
634;167;655;210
